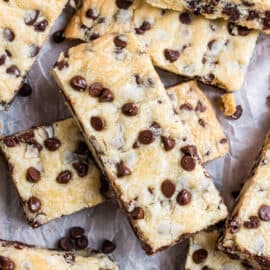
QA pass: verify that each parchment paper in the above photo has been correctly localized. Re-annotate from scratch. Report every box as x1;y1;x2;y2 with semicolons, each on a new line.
1;5;270;270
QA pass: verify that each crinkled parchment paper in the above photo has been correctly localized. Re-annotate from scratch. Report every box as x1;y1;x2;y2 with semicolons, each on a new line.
1;5;270;270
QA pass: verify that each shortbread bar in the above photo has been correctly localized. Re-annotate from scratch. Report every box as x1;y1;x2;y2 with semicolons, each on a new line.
185;230;249;269
52;33;228;254
0;118;104;227
167;80;229;162
146;0;270;34
64;0;258;91
0;0;67;109
220;133;270;269
0;239;118;270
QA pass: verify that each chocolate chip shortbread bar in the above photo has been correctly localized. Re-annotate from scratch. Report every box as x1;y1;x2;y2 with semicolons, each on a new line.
52;33;228;254
220;133;270;269
167;81;229;162
185;230;249;269
64;0;257;91
0;239;118;270
0;118;104;227
146;0;270;34
0;0;67;110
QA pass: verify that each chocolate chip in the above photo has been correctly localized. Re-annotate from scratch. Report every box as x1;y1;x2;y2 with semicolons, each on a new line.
161;180;176;198
228;23;250;36
72;160;89;177
231;105;243;120
164;49;180;63
131;207;144;219
116;160;131;177
222;4;240;21
0;54;6;65
3;136;19;147
28;196;41;213
89;33;100;40
192;248;208;264
24;10;40;25
176;189;192;205
102;240;116;253
116;0;133;9
56;170;72;184
198;118;206;127
135;74;143;85
243;216;260;229
85;8;98;19
247;10;259;20
18;131;34;143
69;227;85;239
44;137;61;151
220;138;228;144
259;204;270;221
34;19;48;32
90;116;106;131
0;256;15;270
3;28;15;41
75;141;89;155
58;237;73;251
180;103;193;110
228;217;240;233
242;0;255;6
18;83;32;97
89;82;104;97
55;60;68;70
70;76;87;91
52;30;65;43
122;102;138;116
161;136;175;151
181;155;196;171
180;145;198;158
26;167;41;183
114;35;127;48
179;12;192;24
138;130;155;145
99;88;114;102
100;175;114;199
6;65;20;77
135;21;151;34
75;235;88;249
195;100;206;112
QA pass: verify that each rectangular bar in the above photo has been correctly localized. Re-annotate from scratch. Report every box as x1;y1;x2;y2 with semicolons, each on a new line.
146;0;270;34
185;230;248;269
52;33;228;254
65;0;258;91
0;239;118;269
0;0;67;110
0;118;104;227
220;133;270;269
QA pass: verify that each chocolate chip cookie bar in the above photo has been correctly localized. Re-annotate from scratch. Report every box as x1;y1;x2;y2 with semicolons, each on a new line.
0;239;118;270
52;33;228;254
64;0;258;91
167;81;229;162
185;230;249;269
146;0;270;34
0;0;67;110
220;133;270;269
0;118;104;227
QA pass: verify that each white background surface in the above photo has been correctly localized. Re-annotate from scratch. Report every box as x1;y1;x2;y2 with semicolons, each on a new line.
1;5;270;270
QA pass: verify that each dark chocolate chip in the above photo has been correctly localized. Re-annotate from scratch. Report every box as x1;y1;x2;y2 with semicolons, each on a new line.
116;0;133;9
55;60;69;70
44;137;61;151
56;170;72;184
34;19;48;32
75;235;88;249
58;237;73;251
198;118;206;127
116;160;131;177
122;102;138;116
24;10;40;25
6;65;20;77
89;82;104;97
18;131;34;143
72;160;89;177
161;179;176;198
89;33;100;41
192;248;208;264
161;136;175;151
164;49;180;62
18;83;32;97
3;136;19;147
135;21;151;34
151;121;161;129
176;189;192;205
179;12;192;24
0;54;6;65
26;167;41;183
69;227;85;239
228;23;250;36
222;4;240;21
231;105;243;120
52;30;65;43
102;240;116;253
75;141;89;156
90;116;106;131
207;39;216;50
180;145;198;158
259;204;270;221
220;138;228;144
228;217;240;233
131;207;144;219
28;196;41;213
247;10;259;20
3;28;15;41
0;256;15;270
85;8;98;19
242;0;255;6
195;100;206;112
180;103;193;110
70;75;87;91
138;130;155;145
243;216;260;229
135;74;143;85
181;155;196;171
114;35;127;48
99;88;114;102
99;175;114;199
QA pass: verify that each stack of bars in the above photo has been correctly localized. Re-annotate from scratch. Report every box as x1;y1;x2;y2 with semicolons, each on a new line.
0;0;269;268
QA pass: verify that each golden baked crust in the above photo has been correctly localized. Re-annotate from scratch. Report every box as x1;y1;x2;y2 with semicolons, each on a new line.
52;33;228;254
64;0;258;91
